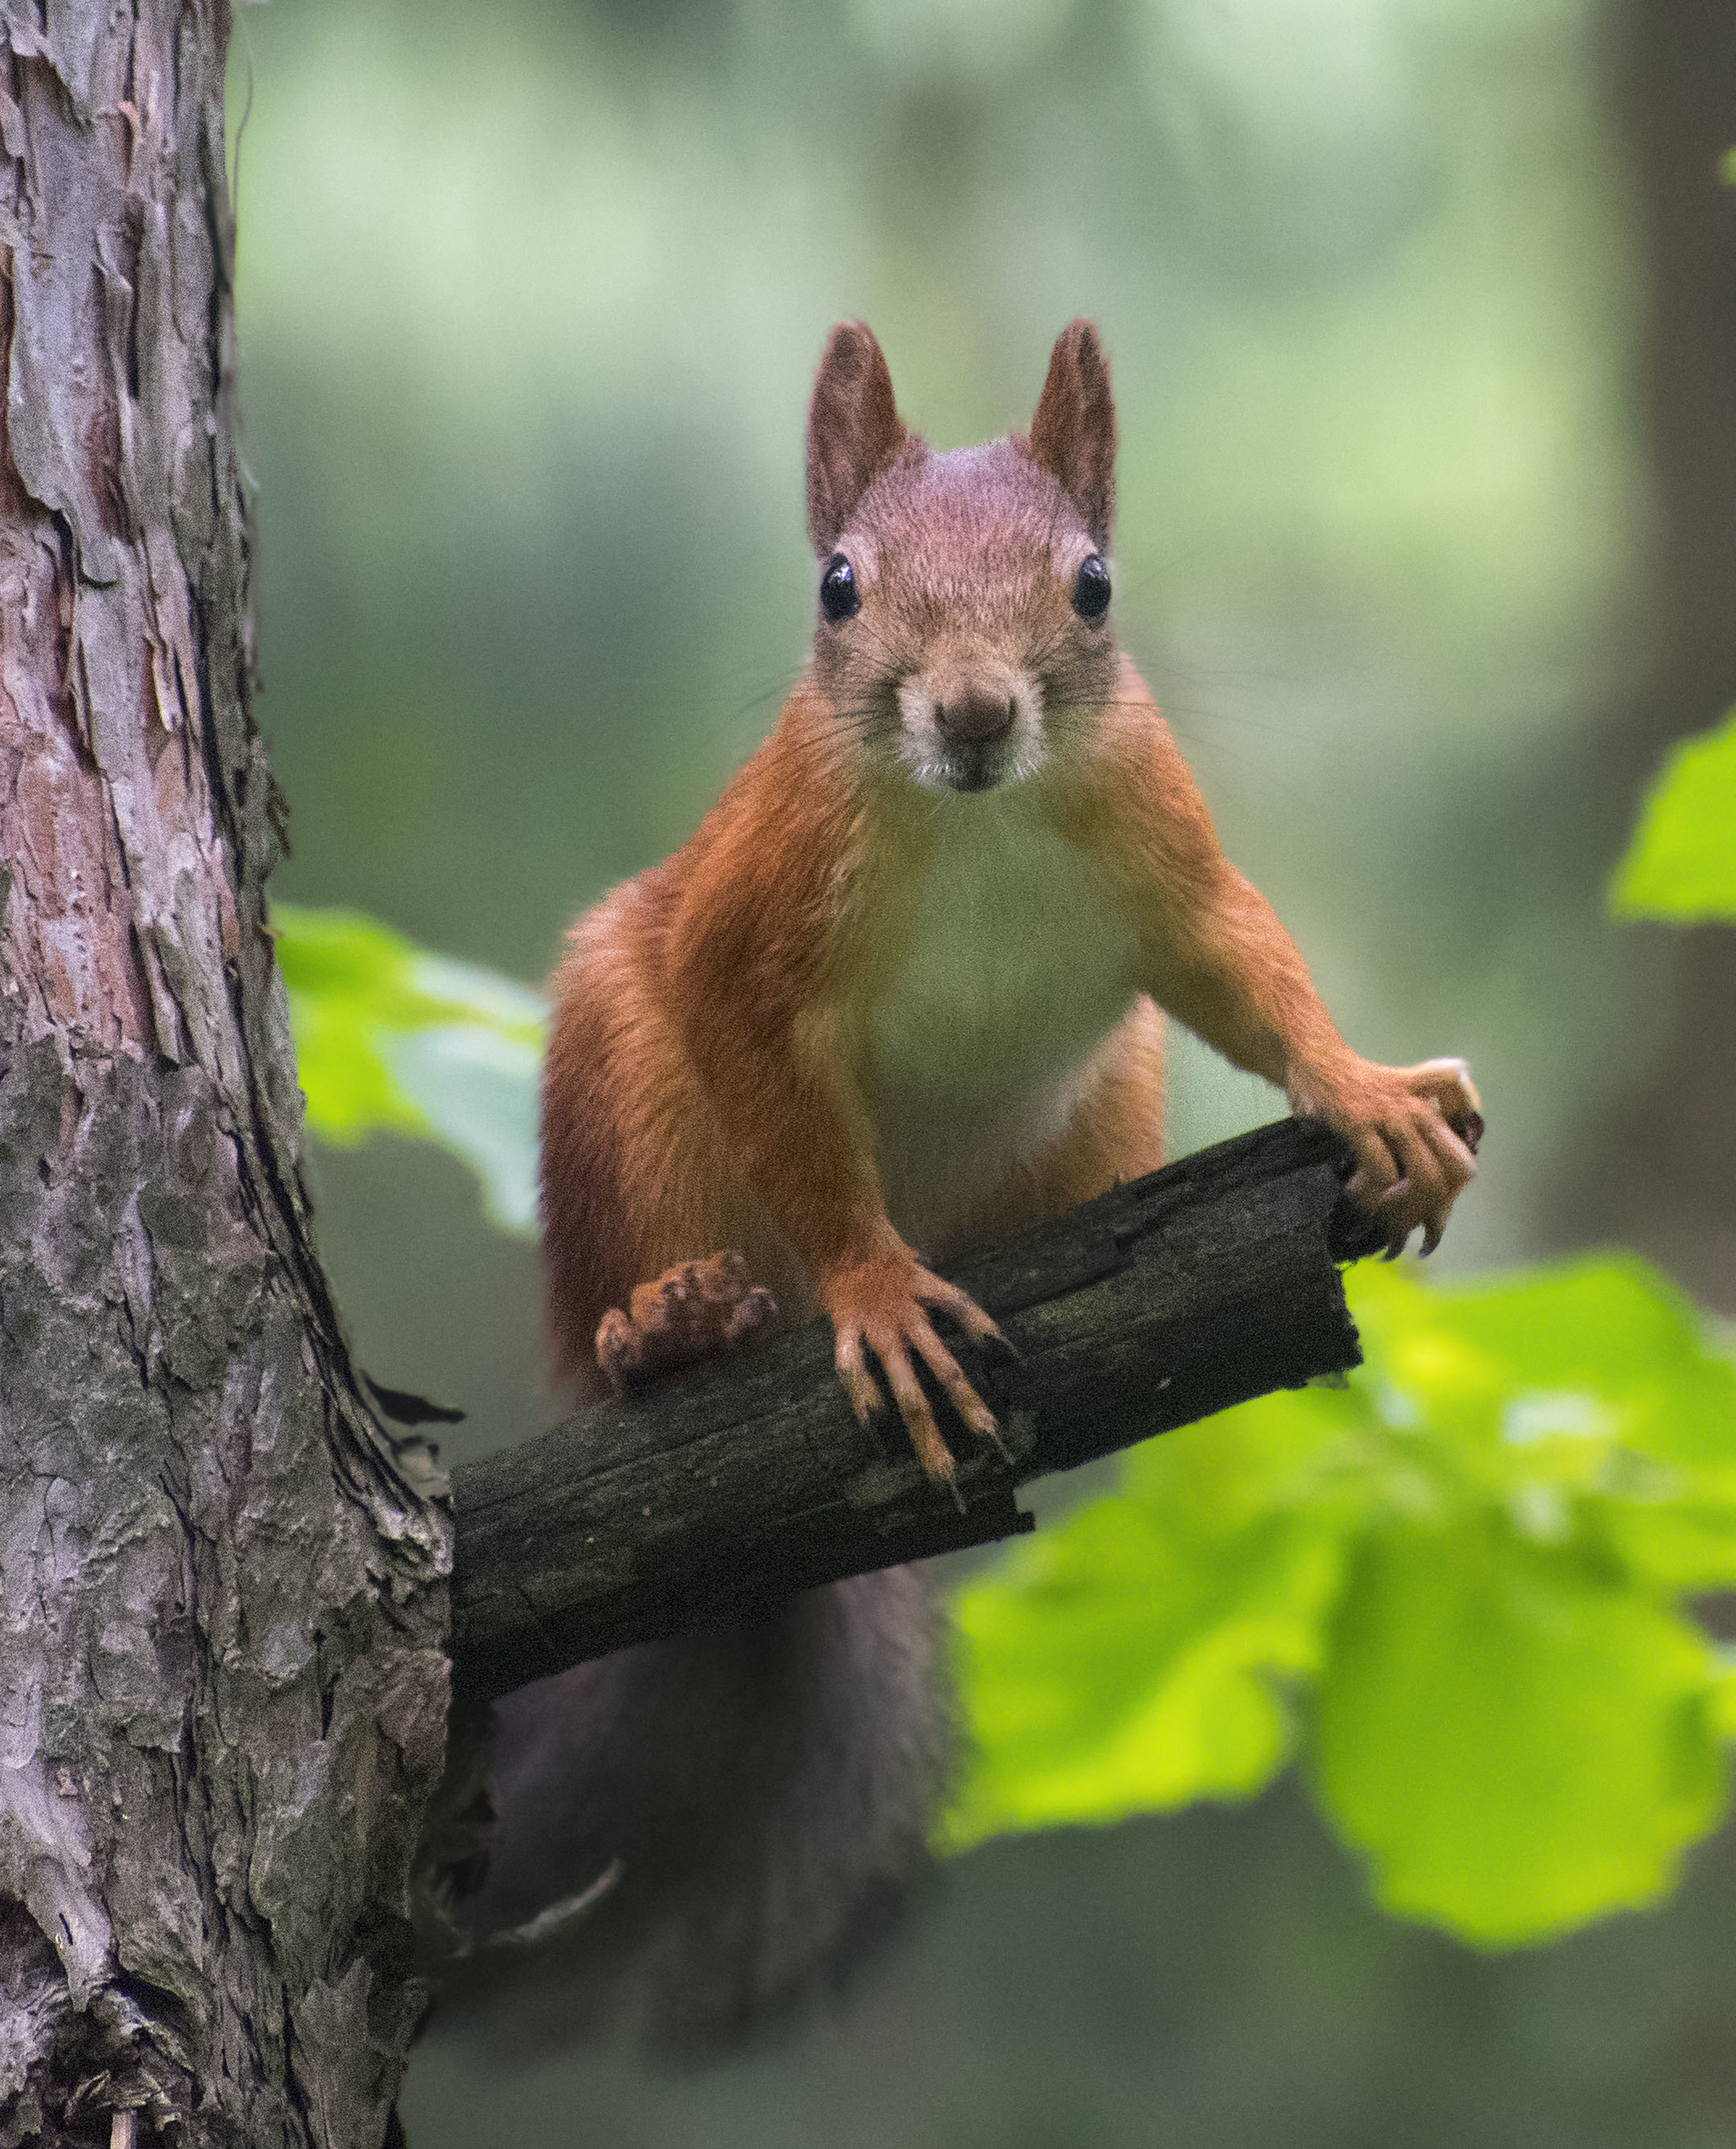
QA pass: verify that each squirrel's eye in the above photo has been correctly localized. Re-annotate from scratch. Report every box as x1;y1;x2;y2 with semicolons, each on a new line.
1072;554;1111;621
820;554;860;624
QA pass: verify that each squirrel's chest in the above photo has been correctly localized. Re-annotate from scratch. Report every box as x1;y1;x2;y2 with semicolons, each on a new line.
854;797;1139;1122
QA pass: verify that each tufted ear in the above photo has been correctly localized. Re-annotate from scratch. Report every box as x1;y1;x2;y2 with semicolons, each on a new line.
805;321;909;556
1025;320;1116;549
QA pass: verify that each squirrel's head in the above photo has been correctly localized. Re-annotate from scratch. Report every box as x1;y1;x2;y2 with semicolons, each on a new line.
804;320;1120;796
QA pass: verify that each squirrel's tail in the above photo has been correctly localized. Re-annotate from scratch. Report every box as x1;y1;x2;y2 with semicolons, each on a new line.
431;1567;954;2052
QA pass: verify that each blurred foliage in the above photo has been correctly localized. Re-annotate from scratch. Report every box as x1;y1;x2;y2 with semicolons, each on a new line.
951;1260;1736;1945
275;904;545;1233
232;0;1650;1287
1609;711;1736;922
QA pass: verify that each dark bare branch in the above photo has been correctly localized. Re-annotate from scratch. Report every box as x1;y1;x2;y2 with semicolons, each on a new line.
451;1118;1375;1703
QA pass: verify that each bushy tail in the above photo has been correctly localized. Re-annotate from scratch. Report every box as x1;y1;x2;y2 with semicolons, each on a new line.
429;1567;954;2052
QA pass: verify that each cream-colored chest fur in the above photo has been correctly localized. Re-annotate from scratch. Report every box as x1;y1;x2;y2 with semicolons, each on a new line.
855;790;1140;1234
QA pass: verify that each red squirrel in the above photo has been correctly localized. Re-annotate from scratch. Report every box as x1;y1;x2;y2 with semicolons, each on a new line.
454;320;1479;2045
540;318;1478;1469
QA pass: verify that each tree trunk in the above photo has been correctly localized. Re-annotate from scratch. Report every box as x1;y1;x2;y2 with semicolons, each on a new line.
1568;0;1736;1307
0;5;450;2144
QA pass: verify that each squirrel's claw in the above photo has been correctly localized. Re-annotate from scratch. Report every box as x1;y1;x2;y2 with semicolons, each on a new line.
595;1250;777;1394
1326;1056;1481;1261
825;1250;1007;1493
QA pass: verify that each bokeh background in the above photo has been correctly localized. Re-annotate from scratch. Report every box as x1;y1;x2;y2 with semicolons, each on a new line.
226;0;1736;2141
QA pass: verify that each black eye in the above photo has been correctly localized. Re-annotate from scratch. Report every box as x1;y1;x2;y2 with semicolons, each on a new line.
820;554;860;624
1072;554;1111;621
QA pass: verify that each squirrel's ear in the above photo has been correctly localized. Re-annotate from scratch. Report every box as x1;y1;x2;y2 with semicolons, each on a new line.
806;322;908;555
1025;320;1116;549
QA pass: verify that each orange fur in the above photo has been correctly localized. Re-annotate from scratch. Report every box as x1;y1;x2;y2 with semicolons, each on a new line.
541;320;1478;1473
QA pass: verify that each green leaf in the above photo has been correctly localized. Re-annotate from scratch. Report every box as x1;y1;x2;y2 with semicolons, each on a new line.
945;1473;1346;1850
274;904;546;1233
949;1257;1736;1947
1609;710;1736;921
1311;1519;1725;1945
1348;1258;1736;1608
946;1383;1369;1851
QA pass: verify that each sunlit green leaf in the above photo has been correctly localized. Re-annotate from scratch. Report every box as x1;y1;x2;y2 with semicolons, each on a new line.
950;1257;1736;1947
1311;1520;1725;1945
945;1451;1349;1849
274;904;546;1233
1711;1651;1736;1742
948;1378;1372;1851
1609;710;1736;921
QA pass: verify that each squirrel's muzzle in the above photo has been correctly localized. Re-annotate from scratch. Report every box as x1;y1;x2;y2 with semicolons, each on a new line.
895;662;1042;793
934;690;1015;749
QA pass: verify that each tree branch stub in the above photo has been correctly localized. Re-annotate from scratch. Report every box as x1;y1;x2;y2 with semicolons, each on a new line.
451;1117;1372;1704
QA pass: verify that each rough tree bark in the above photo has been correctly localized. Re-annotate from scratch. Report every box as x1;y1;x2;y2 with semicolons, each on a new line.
0;4;450;2144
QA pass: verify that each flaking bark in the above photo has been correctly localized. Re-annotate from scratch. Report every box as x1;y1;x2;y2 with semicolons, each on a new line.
0;6;450;2144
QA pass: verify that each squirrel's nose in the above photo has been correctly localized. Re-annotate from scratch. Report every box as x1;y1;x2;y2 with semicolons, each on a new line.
934;691;1015;747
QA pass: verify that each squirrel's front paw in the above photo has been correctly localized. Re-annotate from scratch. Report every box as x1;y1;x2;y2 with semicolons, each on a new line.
595;1250;777;1395
1296;1055;1483;1259
819;1249;1013;1495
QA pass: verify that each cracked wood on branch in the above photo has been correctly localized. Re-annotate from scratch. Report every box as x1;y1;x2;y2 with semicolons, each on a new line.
452;1116;1374;1702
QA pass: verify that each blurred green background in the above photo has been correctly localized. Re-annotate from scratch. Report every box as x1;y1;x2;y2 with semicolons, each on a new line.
228;0;1736;2140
